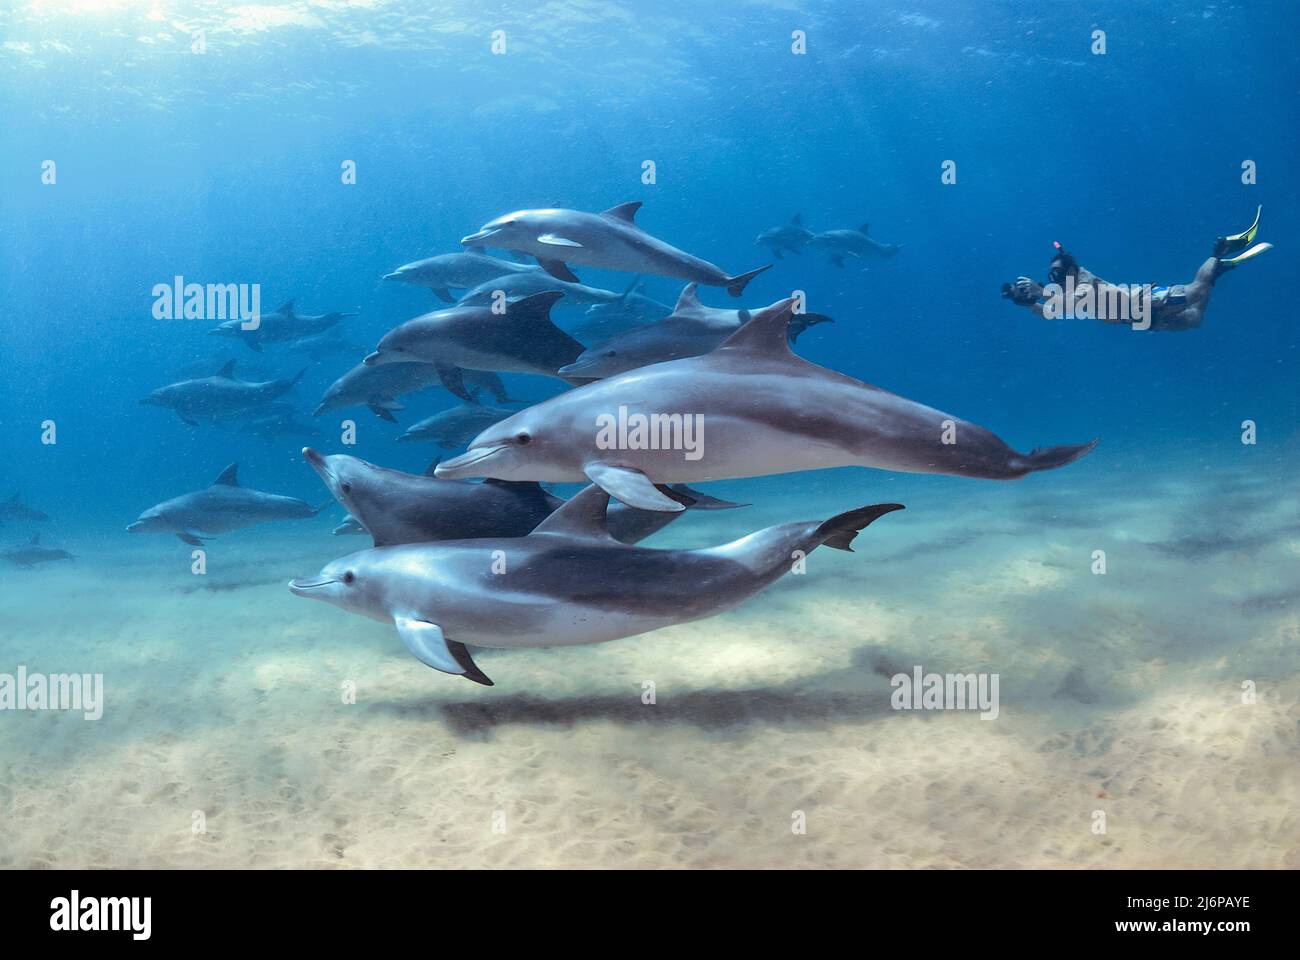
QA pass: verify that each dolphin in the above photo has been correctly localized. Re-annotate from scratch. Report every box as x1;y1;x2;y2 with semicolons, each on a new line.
456;271;627;308
363;292;588;389
382;252;541;302
576;277;675;342
461;202;771;297
397;402;520;447
127;463;324;545
171;356;276;382
756;214;815;260
807;224;902;267
141;361;306;426
303;448;741;549
315;359;453;421
289;484;901;685
0;494;50;523
210;300;357;352
2;534;73;567
287;332;369;363
239;405;320;440
436;298;1098;511
559;284;833;378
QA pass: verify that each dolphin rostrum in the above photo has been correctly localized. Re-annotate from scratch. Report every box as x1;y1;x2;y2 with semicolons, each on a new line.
436;298;1097;511
303;448;742;549
141;361;306;426
461;202;771;297
289;484;901;685
127;463;324;545
382;251;541;302
363;291;588;389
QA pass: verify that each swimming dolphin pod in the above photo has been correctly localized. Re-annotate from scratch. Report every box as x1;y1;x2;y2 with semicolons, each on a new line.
289;483;902;685
461;202;771;296
436;297;1098;512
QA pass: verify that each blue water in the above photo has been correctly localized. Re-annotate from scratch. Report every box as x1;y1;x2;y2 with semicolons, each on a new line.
1;1;1298;868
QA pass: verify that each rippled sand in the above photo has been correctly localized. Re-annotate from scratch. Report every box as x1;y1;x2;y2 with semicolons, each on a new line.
2;456;1297;868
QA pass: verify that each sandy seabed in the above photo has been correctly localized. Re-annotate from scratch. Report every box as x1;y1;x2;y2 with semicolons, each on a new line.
2;458;1298;869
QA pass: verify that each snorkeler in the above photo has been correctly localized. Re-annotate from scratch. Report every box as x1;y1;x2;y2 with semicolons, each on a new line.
1001;206;1272;331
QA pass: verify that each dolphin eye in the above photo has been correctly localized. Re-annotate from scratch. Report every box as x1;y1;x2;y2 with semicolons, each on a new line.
342;570;355;585
515;432;531;445
341;482;352;494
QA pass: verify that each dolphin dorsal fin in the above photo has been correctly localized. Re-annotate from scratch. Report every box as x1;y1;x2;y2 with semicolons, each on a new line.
275;299;296;317
601;201;642;224
508;290;565;322
423;458;441;477
791;213;803;225
216;359;237;378
858;222;870;236
715;298;797;357
673;283;702;314
529;484;614;540
213;463;239;486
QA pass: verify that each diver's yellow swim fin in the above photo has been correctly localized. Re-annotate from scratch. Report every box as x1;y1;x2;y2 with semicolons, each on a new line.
1218;205;1262;256
1217;241;1273;273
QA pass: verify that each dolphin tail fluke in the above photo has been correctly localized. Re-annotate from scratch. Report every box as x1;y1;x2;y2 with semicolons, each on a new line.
724;264;772;298
788;312;833;343
1011;438;1099;475
814;503;905;553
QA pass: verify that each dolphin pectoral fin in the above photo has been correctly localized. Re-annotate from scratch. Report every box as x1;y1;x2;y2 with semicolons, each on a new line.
537;234;583;248
435;364;472;401
394;617;494;685
432;287;454;303
584;463;684;513
367;403;398;423
537;258;581;283
829;255;844;268
176;532;206;546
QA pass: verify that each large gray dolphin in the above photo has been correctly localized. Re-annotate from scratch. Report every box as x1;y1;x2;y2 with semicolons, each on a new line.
127;463;323;545
303;448;740;548
397;402;519;447
807;223;902;266
436;298;1098;511
363;291;588;388
461;202;771;296
560;284;832;379
210;299;356;352
289;484;901;685
2;534;74;567
756;214;815;260
383;252;541;302
456;272;626;308
141;361;306;425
